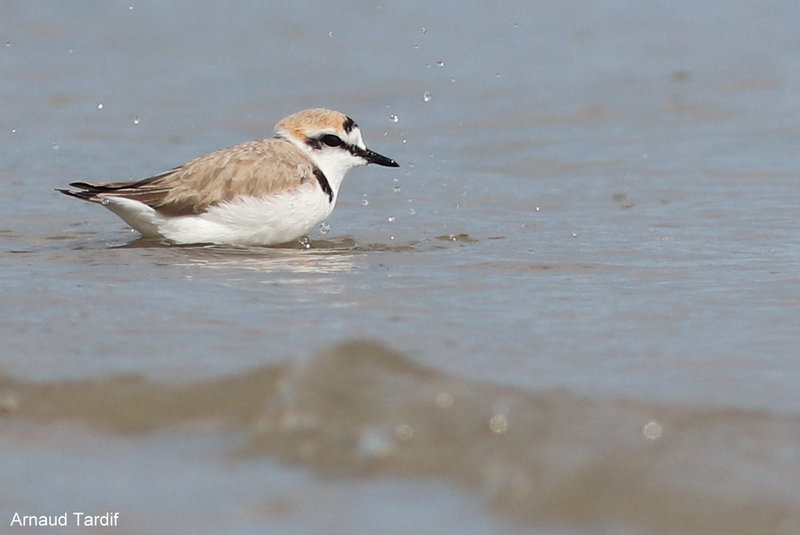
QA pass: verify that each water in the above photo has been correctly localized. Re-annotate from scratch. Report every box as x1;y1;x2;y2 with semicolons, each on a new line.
2;1;800;534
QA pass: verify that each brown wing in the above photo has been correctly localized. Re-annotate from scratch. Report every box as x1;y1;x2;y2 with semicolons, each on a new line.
63;138;317;216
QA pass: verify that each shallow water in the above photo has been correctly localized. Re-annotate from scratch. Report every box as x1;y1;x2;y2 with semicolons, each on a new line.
2;1;800;534
4;341;800;534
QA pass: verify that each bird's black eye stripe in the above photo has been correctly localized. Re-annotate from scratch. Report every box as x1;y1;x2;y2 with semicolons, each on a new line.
321;134;343;147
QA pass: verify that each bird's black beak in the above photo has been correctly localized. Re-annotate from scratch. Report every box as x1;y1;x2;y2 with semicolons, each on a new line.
357;147;399;167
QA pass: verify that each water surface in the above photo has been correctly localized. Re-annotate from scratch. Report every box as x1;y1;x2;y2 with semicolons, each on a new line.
2;1;799;534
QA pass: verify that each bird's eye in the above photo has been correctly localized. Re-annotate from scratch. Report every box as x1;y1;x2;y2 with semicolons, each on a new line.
320;134;343;147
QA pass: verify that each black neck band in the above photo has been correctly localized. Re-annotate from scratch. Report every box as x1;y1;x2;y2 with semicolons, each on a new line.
313;167;333;202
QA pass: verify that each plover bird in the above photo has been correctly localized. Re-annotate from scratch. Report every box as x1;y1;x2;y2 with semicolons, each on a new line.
58;108;399;246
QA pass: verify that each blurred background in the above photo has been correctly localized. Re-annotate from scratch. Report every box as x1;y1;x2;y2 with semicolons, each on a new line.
2;2;799;534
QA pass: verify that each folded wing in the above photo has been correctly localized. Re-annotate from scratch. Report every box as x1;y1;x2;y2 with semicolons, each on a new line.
59;139;317;217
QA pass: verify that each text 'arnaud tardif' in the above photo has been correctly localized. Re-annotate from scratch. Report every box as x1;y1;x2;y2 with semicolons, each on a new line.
10;511;119;528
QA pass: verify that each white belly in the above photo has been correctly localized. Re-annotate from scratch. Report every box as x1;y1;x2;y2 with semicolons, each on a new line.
102;183;335;246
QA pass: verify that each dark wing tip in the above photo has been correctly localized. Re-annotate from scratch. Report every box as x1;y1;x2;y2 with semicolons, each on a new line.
57;183;103;202
67;181;111;191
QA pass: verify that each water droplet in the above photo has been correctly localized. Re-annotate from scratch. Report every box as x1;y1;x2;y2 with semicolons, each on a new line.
318;222;330;235
495;72;501;78
5;41;11;48
357;428;394;459
328;31;334;38
360;195;369;206
10;128;16;134
436;60;445;67
402;138;407;144
419;26;427;34
132;115;140;125
298;236;311;249
423;91;432;102
435;391;454;409
97;103;104;110
395;423;414;441
52;142;59;150
389;113;399;123
0;394;19;413
128;3;134;10
393;185;401;193
408;207;416;215
387;215;395;223
489;414;509;434
643;421;663;440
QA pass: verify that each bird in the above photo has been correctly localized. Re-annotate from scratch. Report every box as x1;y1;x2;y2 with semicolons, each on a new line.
58;108;399;246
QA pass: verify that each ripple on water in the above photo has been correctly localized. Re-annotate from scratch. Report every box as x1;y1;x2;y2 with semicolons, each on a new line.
1;340;798;534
